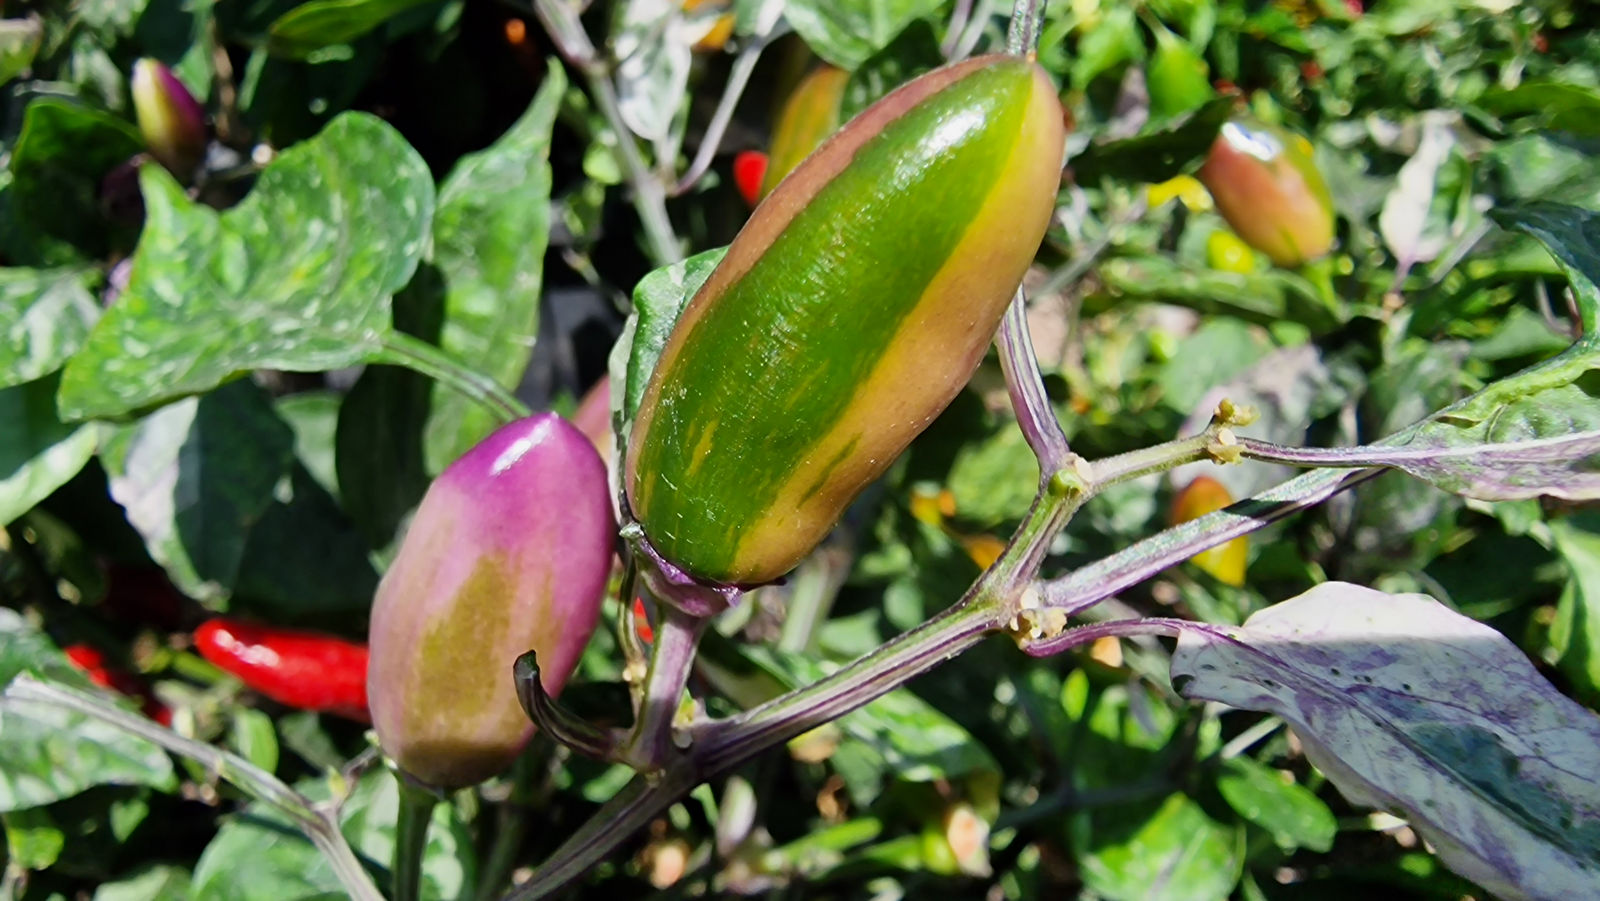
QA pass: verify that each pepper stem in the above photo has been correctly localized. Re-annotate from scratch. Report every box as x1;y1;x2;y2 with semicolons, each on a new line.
391;771;439;901
1004;0;1048;56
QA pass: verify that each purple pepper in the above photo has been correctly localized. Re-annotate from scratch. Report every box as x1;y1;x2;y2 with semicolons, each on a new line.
368;414;615;787
130;59;207;178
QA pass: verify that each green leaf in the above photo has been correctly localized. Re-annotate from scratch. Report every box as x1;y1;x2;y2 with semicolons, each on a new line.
100;380;296;604
1156;318;1272;415
782;0;943;69
0;266;99;389
191;767;475;901
1071;792;1244;901
92;865;195;901
228;707;279;775
1491;202;1600;338
1549;514;1600;705
419;62;564;473
0;18;42;88
232;465;379;618
1072;96;1234;185
1215;756;1336;852
1070;5;1144;90
6;99;143;265
3;805;65;870
273;391;343;500
610;245;727;456
947;425;1039;527
1097;255;1341;334
268;0;440;59
0;374;101;527
58;113;434;420
0;609;177;811
333;362;430;551
1482;81;1600;138
838;19;944;121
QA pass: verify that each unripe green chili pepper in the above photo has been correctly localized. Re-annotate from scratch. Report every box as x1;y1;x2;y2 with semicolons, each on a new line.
368;414;614;787
1170;475;1248;586
1197;118;1334;268
626;54;1066;585
760;64;849;200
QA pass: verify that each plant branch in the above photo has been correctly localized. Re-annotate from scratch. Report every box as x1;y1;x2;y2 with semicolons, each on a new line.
529;0;682;266
2;676;385;901
997;288;1072;473
673;36;770;196
1004;0;1048;56
375;332;531;424
1032;467;1380;622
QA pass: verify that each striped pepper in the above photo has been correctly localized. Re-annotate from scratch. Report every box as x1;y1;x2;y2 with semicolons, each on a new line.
626;54;1066;585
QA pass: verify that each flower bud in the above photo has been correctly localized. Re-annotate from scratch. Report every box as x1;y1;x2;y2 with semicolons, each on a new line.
368;414;614;787
1197;118;1334;268
1170;475;1248;586
130;59;206;178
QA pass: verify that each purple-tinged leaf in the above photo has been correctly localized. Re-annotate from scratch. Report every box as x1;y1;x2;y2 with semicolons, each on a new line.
1238;428;1600;501
1170;582;1600;900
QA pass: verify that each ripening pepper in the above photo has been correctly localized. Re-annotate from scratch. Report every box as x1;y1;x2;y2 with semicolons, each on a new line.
1170;475;1248;586
63;643;172;725
130;59;206;178
759;65;849;199
368;414;613;788
732;150;768;207
626;54;1066;585
1197;118;1334;268
193;620;370;721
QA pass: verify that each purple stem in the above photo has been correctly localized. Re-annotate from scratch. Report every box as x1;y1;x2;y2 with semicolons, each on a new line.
513;652;622;762
997;289;1072;473
623;604;708;771
1038;466;1378;617
1020;616;1232;657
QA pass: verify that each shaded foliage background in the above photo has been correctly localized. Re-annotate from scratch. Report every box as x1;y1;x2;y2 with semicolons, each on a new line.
0;0;1598;898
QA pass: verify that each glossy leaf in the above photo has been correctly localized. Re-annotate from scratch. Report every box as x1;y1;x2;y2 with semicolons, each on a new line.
1073;792;1243;901
58;113;433;420
0;609;176;811
91;865;195;901
0;266;99;389
1215;756;1336;852
1482;81;1600;138
0;374;101;527
1492;202;1600;337
420;63;564;473
100;380;296;603
1171;582;1600;900
1096;255;1341;333
7;99;143;265
1071;96;1233;184
782;0;944;68
268;0;438;59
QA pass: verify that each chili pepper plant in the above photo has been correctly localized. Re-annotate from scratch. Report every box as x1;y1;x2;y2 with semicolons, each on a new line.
1;0;1598;899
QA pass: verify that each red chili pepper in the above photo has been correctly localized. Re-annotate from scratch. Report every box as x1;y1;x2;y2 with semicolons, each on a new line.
64;643;173;726
193;619;370;722
632;597;654;644
732;150;768;208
